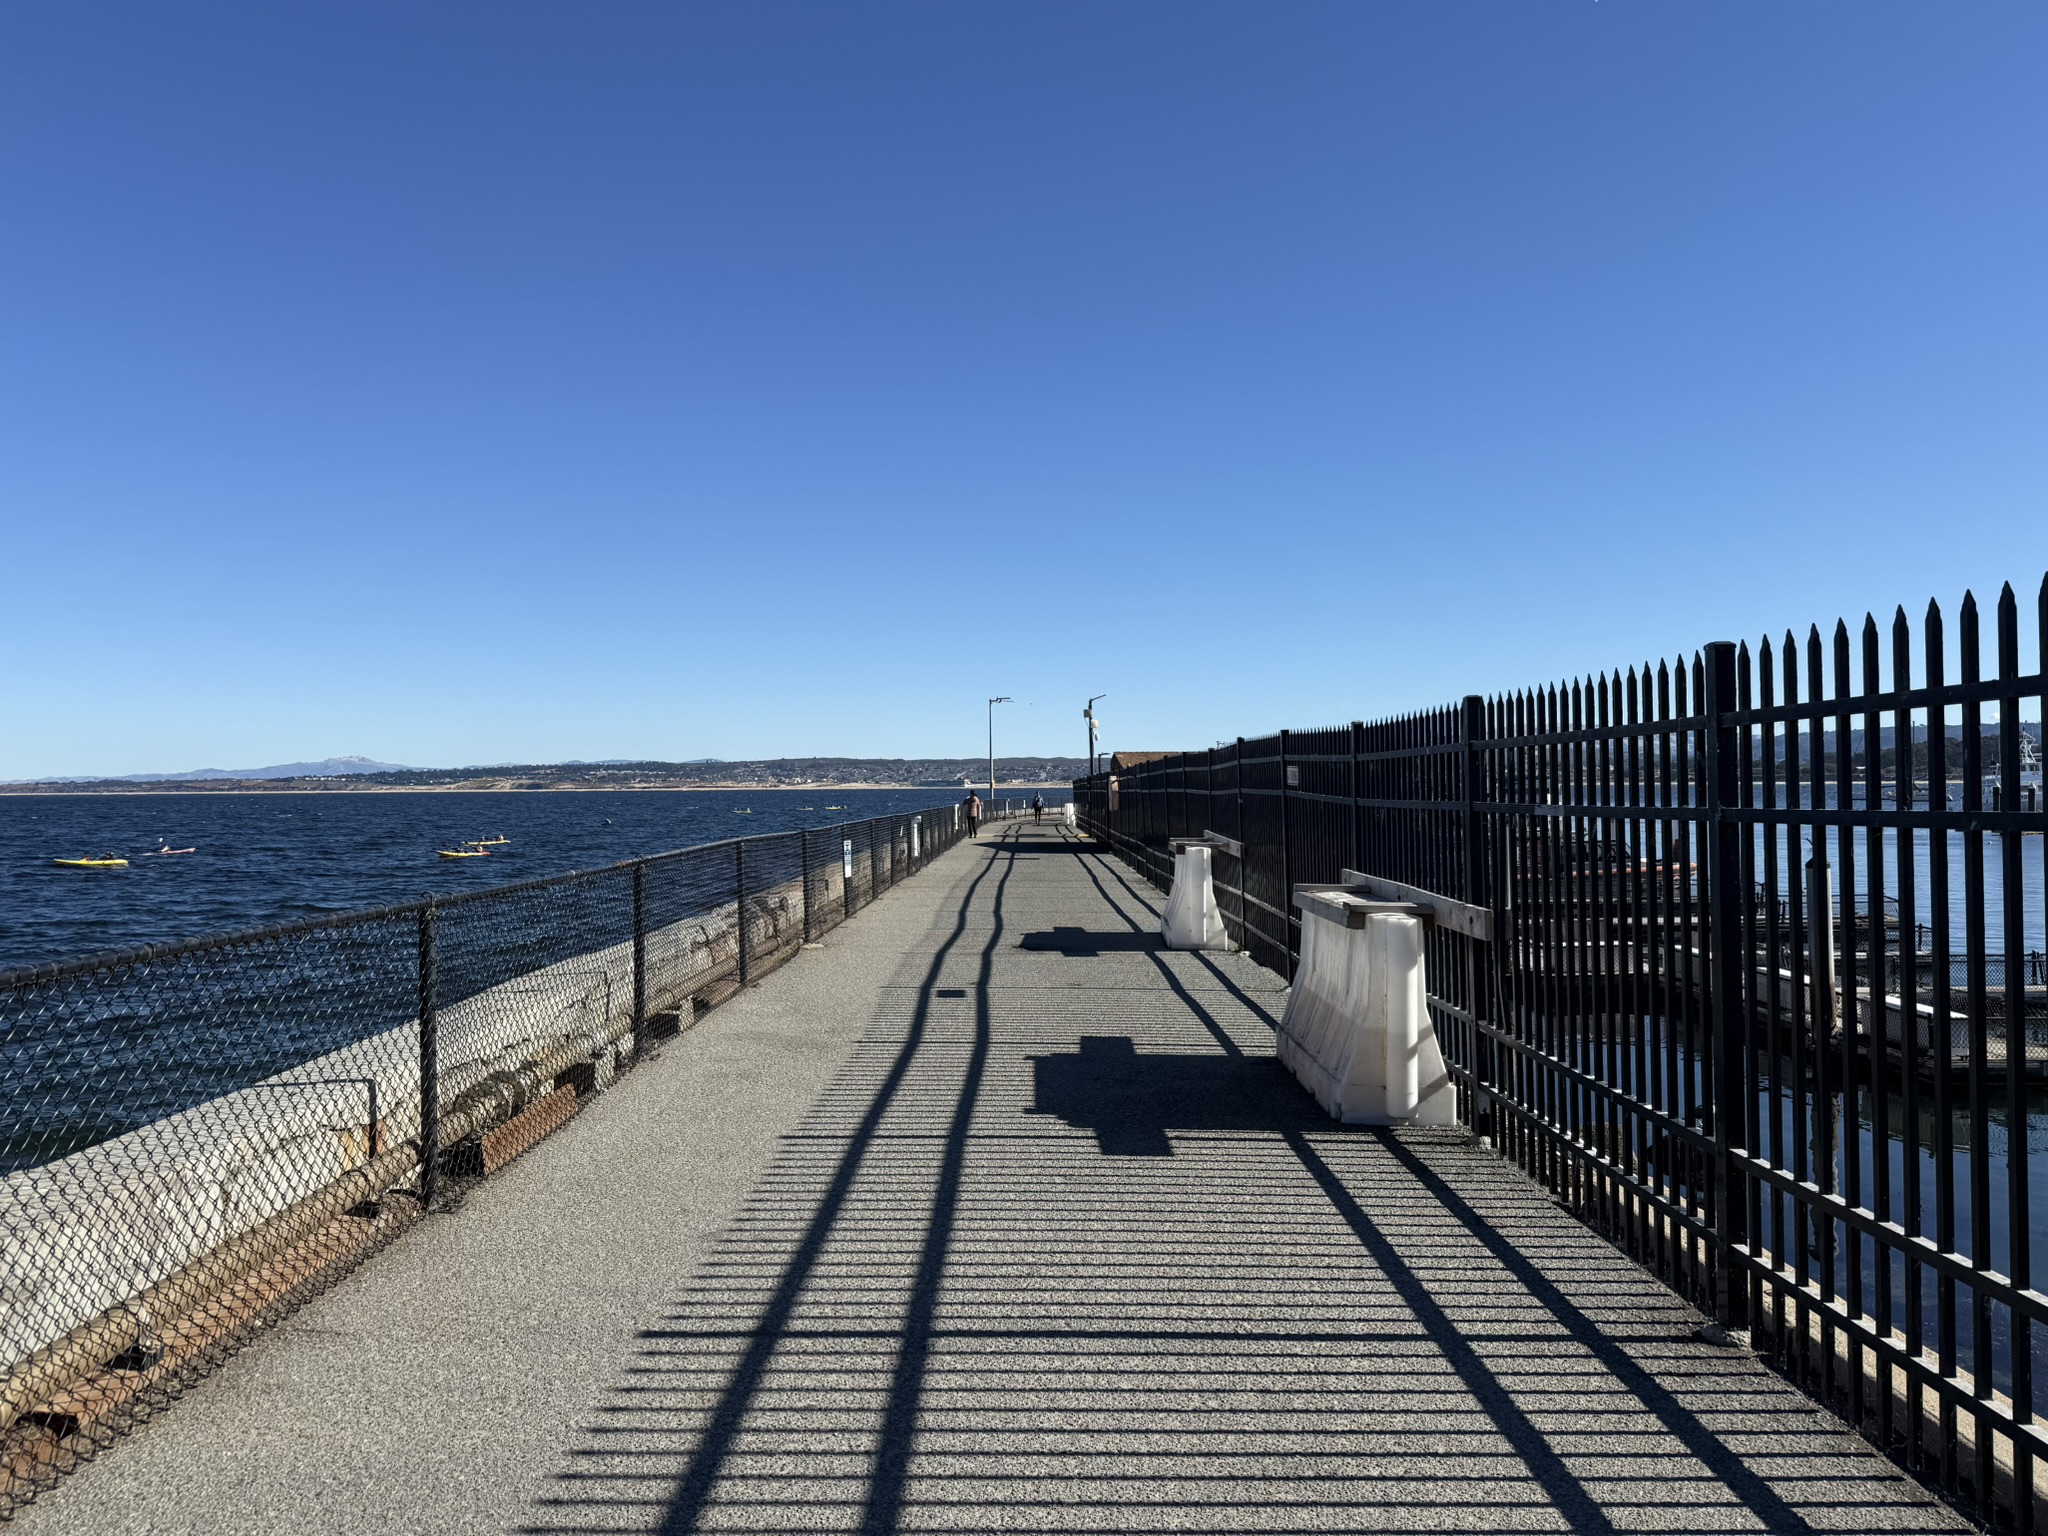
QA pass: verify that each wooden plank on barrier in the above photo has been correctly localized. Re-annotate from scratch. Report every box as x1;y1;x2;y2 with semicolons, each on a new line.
1290;886;1431;931
1337;869;1494;943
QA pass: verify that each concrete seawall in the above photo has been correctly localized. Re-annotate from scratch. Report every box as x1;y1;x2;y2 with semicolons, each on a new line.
0;839;921;1433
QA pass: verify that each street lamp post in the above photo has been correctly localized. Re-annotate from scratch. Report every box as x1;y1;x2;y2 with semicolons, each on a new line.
1084;694;1106;780
988;697;1011;810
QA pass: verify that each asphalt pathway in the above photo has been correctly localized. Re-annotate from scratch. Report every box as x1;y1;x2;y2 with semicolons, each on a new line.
525;823;1962;1535
21;822;1964;1534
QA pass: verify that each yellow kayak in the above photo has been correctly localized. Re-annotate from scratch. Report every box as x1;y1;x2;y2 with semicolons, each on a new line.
54;857;127;869
438;848;490;859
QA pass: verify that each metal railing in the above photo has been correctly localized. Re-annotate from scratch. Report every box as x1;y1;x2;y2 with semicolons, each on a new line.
0;798;1012;1513
1079;578;2048;1531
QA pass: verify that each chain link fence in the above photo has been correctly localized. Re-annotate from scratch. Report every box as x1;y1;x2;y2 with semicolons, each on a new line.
0;798;1015;1514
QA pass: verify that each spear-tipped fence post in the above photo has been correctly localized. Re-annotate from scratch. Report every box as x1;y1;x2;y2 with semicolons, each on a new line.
1350;721;1364;874
1461;694;1492;1139
1279;728;1295;979
1235;737;1248;949
1703;640;1750;1328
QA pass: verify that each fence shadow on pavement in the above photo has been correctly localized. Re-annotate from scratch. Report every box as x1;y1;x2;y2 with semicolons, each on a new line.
519;824;1961;1536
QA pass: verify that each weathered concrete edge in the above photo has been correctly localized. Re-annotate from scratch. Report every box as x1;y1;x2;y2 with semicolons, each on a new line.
5;828;992;1535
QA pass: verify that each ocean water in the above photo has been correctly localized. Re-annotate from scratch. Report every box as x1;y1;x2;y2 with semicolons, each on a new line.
0;787;1004;974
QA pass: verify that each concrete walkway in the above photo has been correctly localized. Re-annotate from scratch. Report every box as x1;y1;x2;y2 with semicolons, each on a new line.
22;824;1963;1534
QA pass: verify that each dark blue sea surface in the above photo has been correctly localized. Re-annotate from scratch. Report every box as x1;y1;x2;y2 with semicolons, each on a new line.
0;788;986;973
0;787;1031;1175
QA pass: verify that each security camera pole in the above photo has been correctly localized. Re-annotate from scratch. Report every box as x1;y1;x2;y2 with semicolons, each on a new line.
988;697;1011;808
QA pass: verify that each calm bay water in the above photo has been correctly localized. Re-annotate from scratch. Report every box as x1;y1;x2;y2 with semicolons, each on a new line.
0;788;987;974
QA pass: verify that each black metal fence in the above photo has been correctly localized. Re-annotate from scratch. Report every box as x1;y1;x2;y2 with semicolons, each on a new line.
1079;580;2048;1530
0;798;1011;1513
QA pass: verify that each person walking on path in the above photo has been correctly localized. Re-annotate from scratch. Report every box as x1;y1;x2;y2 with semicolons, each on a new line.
964;790;982;840
1032;792;1045;825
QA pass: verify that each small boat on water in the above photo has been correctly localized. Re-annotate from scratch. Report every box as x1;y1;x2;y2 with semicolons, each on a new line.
438;848;491;859
54;856;127;869
467;835;510;847
148;844;196;856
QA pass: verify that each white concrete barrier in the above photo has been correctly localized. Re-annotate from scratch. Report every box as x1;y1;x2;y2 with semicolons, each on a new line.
1161;845;1231;951
1276;895;1455;1126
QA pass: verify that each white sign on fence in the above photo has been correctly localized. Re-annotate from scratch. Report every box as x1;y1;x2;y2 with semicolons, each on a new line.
843;838;853;878
911;817;921;858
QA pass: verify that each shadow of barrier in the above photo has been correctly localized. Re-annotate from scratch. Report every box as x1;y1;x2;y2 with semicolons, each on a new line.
1029;1035;1328;1155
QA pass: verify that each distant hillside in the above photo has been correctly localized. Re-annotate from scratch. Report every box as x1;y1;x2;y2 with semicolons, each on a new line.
6;757;1088;794
10;755;415;785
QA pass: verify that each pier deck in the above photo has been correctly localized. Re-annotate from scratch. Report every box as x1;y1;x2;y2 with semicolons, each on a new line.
19;823;1963;1534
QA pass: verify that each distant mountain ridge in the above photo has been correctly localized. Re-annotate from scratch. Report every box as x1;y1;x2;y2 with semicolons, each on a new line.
6;756;1085;792
20;755;415;785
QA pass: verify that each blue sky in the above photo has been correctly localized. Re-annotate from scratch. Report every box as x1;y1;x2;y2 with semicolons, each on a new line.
3;3;2043;778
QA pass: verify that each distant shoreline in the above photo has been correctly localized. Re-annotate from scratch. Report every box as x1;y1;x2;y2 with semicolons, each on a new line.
0;782;1072;797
